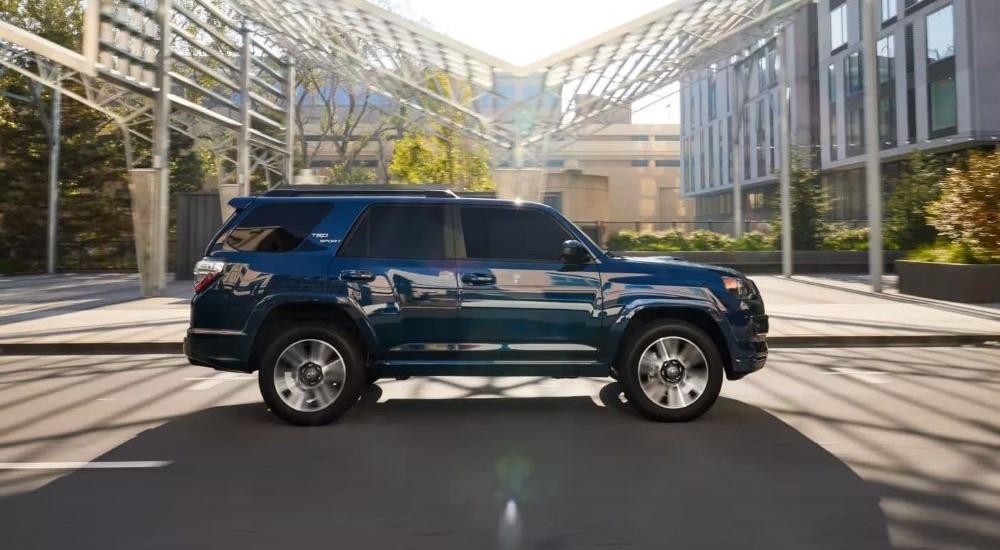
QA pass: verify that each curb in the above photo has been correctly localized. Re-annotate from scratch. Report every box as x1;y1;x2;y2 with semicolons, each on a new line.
0;343;183;356
1;336;998;356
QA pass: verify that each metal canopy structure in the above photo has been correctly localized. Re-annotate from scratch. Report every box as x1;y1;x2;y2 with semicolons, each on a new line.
234;0;809;163
1;0;820;294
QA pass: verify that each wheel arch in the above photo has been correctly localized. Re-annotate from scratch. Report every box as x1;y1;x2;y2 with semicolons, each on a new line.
247;297;377;372
610;303;735;380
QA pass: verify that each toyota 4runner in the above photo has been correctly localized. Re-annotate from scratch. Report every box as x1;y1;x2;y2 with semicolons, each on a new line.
184;187;769;425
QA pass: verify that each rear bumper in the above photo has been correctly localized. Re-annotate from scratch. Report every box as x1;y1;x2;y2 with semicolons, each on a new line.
184;329;253;373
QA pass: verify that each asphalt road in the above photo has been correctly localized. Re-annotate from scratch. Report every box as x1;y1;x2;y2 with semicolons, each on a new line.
0;347;997;550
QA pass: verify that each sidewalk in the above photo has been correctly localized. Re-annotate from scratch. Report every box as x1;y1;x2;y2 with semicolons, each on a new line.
1;273;998;354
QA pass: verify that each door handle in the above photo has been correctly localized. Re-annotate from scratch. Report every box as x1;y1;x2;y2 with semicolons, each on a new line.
461;273;496;285
340;270;375;282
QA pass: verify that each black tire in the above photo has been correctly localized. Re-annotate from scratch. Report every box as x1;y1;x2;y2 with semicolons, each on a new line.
257;322;365;426
618;320;723;422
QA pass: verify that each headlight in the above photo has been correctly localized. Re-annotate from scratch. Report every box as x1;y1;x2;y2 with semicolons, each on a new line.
721;276;753;300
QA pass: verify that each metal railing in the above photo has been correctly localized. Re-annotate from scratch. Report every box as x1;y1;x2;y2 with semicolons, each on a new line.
571;220;869;246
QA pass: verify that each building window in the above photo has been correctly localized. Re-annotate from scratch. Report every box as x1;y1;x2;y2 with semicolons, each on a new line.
708;75;717;120
630;159;650;168
831;3;848;52
654;135;680;141
927;4;955;64
828;63;839;161
846;52;863;96
743;106;752;179
847;107;865;157
927;4;957;138
545;159;565;168
708;126;716;186
882;0;897;22
756;100;767;178
655;159;681;167
630;135;649;141
878;36;897;149
766;49;778;87
769;94;777;171
877;36;895;84
542;192;563;212
757;54;768;93
905;24;916;143
929;78;957;134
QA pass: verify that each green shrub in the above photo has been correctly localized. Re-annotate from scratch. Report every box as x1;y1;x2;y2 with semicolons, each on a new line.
606;229;777;252
927;150;1000;261
819;224;869;251
684;230;734;251
907;243;999;264
732;231;776;251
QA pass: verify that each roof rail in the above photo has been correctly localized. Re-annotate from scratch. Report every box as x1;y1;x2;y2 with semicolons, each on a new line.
263;185;458;198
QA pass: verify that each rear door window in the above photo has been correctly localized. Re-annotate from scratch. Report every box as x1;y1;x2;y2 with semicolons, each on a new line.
338;204;448;260
459;206;572;262
225;202;333;252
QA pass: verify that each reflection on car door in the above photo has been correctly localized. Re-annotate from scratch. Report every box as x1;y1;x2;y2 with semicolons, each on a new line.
332;204;459;361
455;205;603;364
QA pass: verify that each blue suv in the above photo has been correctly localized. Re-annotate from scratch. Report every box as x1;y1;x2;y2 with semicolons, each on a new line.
184;187;768;425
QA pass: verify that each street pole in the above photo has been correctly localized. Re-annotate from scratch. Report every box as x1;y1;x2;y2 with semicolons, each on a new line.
778;30;792;277
862;0;883;293
46;86;61;274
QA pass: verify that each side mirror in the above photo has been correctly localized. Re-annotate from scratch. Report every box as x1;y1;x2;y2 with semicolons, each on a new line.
560;240;591;264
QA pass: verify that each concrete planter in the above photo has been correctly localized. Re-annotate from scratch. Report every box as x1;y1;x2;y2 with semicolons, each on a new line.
622;250;907;274
896;260;1000;303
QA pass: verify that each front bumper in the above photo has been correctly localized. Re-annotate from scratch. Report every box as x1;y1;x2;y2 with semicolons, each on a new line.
184;329;254;373
728;313;768;380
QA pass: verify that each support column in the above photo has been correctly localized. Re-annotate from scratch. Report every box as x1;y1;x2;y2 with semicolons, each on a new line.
128;169;157;296
862;0;884;292
46;86;61;274
284;61;296;186
237;23;252;196
148;0;172;295
778;30;793;277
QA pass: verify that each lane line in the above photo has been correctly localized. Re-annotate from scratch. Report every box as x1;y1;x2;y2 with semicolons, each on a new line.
822;367;891;384
0;461;171;470
184;372;254;390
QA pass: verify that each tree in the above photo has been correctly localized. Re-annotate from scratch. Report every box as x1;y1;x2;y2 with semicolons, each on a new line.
294;66;400;183
884;151;943;250
771;149;827;250
388;73;494;190
928;150;1000;261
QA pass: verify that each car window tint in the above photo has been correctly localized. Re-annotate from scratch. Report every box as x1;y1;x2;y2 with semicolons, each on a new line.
460;206;571;262
225;202;332;253
339;205;446;259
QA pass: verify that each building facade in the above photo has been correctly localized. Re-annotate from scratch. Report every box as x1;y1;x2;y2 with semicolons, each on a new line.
681;0;1000;228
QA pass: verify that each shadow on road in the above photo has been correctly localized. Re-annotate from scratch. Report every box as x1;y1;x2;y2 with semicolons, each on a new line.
0;384;890;550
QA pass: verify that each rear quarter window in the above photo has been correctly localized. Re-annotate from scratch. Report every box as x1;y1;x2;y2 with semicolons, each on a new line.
224;202;333;253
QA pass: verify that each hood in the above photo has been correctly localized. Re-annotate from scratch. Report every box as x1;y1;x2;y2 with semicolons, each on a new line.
614;254;743;277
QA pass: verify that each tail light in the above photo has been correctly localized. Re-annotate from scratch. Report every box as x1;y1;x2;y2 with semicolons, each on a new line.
193;258;226;293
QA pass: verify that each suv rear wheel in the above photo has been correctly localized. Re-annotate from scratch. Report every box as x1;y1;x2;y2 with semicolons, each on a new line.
258;323;364;426
619;320;723;422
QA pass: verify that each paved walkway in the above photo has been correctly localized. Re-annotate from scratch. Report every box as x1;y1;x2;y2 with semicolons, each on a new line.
0;273;998;351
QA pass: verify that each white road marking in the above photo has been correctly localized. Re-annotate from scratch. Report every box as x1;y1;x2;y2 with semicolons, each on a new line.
823;367;891;384
0;461;171;470
184;372;255;390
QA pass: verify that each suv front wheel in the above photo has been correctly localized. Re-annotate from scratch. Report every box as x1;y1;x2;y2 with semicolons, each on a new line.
258;323;364;426
619;320;723;422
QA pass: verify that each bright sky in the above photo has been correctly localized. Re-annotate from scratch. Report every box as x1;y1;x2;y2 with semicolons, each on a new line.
395;0;681;123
